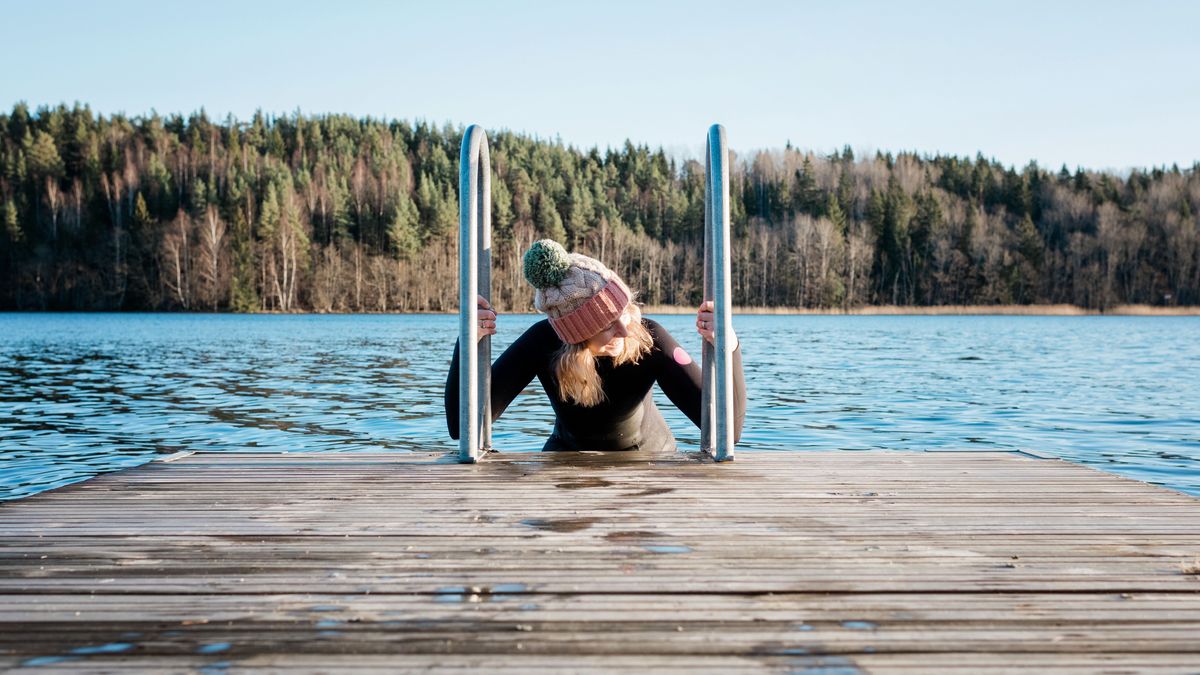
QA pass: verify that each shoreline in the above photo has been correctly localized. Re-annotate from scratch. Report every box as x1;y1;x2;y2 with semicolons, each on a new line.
3;304;1198;316
639;303;1200;316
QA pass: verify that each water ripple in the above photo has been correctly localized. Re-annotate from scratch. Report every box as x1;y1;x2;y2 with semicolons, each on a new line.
1;313;1197;499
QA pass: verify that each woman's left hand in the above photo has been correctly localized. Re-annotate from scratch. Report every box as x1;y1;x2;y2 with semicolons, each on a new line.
696;300;738;349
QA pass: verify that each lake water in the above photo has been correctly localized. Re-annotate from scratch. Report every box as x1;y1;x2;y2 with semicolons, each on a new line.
1;313;1197;500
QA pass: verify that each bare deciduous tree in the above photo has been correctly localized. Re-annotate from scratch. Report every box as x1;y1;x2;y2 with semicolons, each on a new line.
161;209;192;309
196;205;227;310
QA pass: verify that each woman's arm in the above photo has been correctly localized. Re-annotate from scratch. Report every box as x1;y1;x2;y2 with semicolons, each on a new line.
444;322;550;440
649;320;747;443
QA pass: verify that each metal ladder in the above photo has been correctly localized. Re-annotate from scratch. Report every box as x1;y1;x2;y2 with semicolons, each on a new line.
702;124;736;462
457;125;491;463
456;123;735;462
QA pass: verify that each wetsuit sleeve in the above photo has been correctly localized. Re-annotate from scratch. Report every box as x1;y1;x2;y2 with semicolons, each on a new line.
651;323;747;443
444;325;547;440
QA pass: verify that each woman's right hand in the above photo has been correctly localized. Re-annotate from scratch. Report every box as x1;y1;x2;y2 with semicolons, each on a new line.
696;300;738;350
477;295;497;341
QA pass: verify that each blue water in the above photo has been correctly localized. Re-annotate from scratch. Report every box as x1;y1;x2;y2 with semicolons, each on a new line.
0;313;1197;500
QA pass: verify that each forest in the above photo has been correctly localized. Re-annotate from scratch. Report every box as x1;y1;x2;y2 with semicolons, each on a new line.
1;102;1197;312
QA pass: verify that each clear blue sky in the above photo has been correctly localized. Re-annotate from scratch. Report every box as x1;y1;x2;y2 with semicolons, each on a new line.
2;0;1197;171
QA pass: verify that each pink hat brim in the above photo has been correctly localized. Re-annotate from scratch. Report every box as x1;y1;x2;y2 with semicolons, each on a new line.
548;279;631;344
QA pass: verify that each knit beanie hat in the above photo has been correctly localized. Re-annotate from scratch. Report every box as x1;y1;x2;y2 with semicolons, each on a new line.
523;239;631;345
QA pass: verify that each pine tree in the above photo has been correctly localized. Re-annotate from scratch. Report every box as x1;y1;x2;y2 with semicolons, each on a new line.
258;182;279;240
27;130;63;178
387;191;420;260
534;192;566;242
3;198;20;242
1017;214;1044;266
565;183;592;247
794;157;818;215
433;183;457;239
491;177;514;237
229;208;260;313
837;168;855;216
330;175;353;243
826;192;847;236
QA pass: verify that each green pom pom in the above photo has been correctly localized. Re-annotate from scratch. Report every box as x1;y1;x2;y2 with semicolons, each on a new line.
523;239;571;289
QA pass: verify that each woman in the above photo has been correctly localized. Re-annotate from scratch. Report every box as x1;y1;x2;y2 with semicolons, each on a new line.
445;239;745;454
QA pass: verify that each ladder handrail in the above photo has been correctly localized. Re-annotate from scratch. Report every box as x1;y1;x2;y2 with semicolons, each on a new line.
458;125;492;463
701;124;736;462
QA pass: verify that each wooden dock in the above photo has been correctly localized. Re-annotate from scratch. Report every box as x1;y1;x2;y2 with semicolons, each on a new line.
2;450;1199;673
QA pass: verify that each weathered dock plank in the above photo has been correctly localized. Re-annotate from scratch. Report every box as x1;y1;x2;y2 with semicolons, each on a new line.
1;450;1198;673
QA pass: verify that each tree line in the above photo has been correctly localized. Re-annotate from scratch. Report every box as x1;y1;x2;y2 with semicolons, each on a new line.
1;102;1197;312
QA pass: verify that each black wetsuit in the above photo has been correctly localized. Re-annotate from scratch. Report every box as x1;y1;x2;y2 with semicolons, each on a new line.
445;318;746;454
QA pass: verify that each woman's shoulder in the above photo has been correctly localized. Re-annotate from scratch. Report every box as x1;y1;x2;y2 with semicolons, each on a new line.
517;317;563;348
641;317;671;341
529;316;556;335
639;317;677;353
636;317;698;370
493;318;561;368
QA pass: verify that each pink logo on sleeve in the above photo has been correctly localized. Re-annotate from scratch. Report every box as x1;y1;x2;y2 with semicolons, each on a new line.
672;346;693;365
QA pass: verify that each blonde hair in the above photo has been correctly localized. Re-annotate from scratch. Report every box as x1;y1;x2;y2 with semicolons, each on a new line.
552;302;653;407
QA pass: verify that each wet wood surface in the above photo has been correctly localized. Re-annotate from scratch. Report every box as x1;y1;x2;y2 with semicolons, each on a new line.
2;450;1199;673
